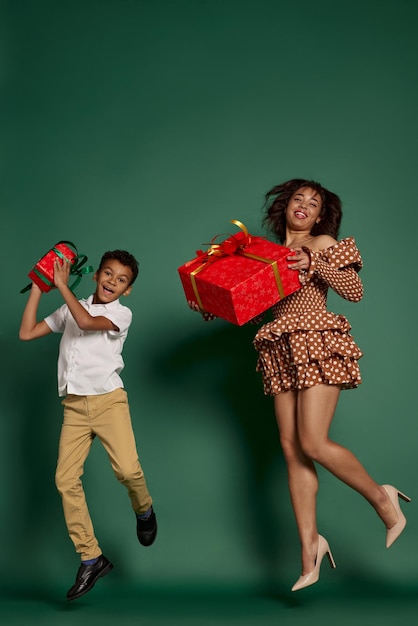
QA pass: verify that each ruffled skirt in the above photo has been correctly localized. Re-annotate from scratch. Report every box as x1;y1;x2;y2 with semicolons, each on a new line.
253;311;363;396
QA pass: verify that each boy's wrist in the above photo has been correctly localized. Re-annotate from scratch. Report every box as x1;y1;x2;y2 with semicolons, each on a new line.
30;283;43;298
56;281;71;294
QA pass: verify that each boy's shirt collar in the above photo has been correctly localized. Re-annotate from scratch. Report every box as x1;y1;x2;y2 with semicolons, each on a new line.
84;294;121;308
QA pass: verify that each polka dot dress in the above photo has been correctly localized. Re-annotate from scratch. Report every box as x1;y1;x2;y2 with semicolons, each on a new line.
253;238;364;396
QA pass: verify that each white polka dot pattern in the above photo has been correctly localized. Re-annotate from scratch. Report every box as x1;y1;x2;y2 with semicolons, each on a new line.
253;238;364;396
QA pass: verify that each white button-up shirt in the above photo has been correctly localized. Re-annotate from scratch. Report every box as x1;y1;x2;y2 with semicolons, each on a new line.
44;295;132;397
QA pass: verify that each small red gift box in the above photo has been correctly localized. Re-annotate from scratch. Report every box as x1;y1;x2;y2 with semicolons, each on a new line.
28;242;77;292
178;221;301;325
21;241;94;294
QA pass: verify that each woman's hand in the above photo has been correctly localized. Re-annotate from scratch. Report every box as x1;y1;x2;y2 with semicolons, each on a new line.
287;247;310;272
248;313;264;325
187;300;217;321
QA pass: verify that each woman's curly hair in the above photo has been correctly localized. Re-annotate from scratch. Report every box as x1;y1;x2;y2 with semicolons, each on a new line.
263;178;343;243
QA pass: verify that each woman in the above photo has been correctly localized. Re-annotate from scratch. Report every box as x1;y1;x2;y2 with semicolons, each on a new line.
253;178;410;590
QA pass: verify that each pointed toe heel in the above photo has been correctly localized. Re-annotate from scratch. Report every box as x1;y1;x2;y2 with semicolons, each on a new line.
291;534;336;592
382;484;411;549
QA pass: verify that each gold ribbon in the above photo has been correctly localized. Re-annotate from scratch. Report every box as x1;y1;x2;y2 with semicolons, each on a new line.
239;252;285;299
189;220;285;310
190;266;207;311
230;219;248;236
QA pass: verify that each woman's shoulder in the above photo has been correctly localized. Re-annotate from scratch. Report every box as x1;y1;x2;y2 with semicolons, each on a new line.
310;235;358;253
309;234;338;252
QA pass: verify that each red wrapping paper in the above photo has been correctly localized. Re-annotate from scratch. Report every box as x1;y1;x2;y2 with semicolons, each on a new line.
28;242;77;292
178;227;301;326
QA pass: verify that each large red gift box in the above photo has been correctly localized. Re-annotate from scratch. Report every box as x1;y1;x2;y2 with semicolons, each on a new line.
178;221;301;325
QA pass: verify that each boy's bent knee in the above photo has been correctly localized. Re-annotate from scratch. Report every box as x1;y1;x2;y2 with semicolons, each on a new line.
55;469;80;494
114;465;144;485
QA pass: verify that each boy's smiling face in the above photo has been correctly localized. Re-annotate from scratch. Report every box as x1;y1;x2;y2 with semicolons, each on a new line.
93;259;133;304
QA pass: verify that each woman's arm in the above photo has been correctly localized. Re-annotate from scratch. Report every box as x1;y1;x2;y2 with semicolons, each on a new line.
301;248;363;302
312;258;363;301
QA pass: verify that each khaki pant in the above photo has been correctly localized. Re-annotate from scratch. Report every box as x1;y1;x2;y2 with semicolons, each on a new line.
55;388;152;561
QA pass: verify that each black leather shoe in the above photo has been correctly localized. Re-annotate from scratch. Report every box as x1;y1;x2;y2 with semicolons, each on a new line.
66;554;113;601
136;506;157;546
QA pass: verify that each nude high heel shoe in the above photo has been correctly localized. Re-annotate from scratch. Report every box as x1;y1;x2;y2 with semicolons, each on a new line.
382;484;411;548
291;534;336;592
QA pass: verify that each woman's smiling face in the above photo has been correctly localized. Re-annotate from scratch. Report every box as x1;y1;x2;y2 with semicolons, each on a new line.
286;186;323;232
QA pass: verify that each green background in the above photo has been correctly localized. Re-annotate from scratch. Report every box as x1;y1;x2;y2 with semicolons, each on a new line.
1;0;417;624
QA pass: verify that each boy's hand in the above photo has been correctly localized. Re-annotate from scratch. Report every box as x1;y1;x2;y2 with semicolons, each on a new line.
187;300;217;321
54;258;71;290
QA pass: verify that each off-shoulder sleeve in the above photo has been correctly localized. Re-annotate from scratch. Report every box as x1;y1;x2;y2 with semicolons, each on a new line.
299;237;363;302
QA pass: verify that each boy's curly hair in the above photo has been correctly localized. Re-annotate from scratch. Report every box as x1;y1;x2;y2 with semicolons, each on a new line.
98;250;139;285
263;178;343;243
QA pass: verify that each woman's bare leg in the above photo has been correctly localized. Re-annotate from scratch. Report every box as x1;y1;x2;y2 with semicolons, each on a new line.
274;391;320;575
297;385;398;534
275;384;399;575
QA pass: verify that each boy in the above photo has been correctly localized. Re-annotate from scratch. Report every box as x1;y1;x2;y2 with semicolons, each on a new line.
19;249;157;601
